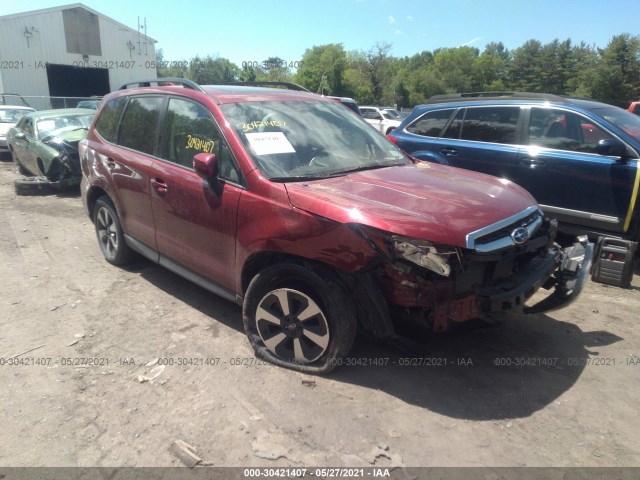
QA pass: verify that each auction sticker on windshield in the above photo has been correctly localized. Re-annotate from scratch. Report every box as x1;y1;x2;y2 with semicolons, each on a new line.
246;132;296;156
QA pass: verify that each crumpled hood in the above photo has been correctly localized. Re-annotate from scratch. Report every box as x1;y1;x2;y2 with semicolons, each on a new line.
43;129;86;151
285;162;537;248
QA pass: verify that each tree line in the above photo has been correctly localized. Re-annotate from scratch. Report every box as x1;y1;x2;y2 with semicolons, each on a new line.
156;33;640;109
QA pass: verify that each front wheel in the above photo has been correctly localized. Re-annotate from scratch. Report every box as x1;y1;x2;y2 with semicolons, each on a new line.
93;196;135;266
243;263;357;374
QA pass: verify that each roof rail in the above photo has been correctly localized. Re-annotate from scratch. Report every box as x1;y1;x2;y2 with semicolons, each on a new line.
118;78;205;92
427;91;568;104
219;81;311;92
0;93;32;107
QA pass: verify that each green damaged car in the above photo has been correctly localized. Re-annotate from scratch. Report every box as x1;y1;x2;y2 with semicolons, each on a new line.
7;108;94;190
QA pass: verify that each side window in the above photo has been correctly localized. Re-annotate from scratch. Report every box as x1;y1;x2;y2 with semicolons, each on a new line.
161;97;240;182
443;106;519;144
117;96;163;155
95;97;127;143
529;108;615;154
22;118;34;137
406;109;453;137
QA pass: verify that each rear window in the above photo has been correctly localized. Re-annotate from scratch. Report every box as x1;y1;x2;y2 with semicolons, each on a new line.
117;96;163;155
95;97;127;143
406;109;453;137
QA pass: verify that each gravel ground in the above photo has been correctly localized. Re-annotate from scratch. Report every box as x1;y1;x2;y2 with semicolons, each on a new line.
0;158;639;475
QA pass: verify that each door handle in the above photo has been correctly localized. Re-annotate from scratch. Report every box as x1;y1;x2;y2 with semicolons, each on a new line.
151;178;168;195
106;157;116;170
439;147;458;156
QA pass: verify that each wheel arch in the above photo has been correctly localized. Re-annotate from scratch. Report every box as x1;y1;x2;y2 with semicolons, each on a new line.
241;251;348;295
85;186;111;222
240;251;394;340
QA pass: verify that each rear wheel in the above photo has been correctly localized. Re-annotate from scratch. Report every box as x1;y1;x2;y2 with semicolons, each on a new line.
243;263;357;374
93;196;135;265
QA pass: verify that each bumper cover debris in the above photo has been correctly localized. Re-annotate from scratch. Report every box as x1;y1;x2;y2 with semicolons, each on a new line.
524;236;593;314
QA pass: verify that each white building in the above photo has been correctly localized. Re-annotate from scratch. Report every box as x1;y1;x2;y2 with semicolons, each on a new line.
0;3;157;110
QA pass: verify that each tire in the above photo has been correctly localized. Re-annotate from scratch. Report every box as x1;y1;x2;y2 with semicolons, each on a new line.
11;149;30;176
93;196;135;266
14;177;52;196
243;263;357;374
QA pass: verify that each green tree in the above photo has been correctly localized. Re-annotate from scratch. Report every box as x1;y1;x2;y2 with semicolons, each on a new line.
295;44;348;94
432;46;479;93
365;42;394;103
259;57;293;82
342;51;374;103
472;42;510;91
188;55;239;84
594;34;640;106
508;39;544;91
155;48;188;78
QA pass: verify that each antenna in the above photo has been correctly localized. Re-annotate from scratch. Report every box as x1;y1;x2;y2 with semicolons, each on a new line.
137;16;141;55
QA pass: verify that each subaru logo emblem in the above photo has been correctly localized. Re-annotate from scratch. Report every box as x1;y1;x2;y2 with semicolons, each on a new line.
511;227;529;245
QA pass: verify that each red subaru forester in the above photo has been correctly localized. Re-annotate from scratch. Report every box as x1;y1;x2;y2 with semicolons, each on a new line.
80;78;592;373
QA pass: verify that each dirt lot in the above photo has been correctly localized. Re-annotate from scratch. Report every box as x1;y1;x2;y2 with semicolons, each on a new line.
1;157;639;472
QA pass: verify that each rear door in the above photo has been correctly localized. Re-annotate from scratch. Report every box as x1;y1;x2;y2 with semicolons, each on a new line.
150;97;243;293
106;95;163;252
515;107;638;233
434;106;524;181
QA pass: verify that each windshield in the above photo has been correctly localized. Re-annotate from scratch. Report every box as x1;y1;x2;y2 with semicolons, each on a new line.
589;107;640;141
221;100;410;180
0;108;32;124
36;114;94;140
382;109;403;120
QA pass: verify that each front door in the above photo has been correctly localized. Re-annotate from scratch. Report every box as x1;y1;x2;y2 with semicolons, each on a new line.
150;97;243;292
516;107;638;233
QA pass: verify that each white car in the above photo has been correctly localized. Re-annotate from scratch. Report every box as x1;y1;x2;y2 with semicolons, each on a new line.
0;106;35;154
360;106;403;134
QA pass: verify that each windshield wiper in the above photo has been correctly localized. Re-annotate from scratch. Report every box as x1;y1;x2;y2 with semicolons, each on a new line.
269;174;326;182
323;162;406;176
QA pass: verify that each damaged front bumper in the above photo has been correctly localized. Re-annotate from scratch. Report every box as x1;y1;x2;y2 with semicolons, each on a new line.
17;175;81;190
523;237;593;314
476;236;594;315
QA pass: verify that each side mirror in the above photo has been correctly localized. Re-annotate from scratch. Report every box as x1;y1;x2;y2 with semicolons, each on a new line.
596;139;627;158
15;132;26;140
193;153;222;196
193;153;218;179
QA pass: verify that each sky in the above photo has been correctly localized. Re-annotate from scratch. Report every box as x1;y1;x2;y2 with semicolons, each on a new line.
1;0;638;68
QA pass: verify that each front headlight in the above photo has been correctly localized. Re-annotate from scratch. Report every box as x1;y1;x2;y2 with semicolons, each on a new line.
391;235;453;277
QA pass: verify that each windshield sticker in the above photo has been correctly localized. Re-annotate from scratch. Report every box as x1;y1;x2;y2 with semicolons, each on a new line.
186;135;215;154
246;132;296;156
242;120;286;132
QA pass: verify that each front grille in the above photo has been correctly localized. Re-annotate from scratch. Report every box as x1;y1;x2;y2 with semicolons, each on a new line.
465;206;543;253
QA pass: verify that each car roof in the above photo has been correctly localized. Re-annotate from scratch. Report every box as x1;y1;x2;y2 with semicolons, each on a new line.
405;94;618;118
424;92;612;110
0;105;34;110
113;78;327;105
25;108;95;119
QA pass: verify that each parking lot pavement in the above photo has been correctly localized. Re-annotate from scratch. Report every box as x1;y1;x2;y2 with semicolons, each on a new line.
1;159;639;469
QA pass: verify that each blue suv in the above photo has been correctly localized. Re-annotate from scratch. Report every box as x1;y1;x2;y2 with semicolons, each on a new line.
388;93;640;241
